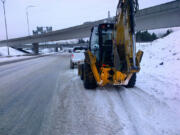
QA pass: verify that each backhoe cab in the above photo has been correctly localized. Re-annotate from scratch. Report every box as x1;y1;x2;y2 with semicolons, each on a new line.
78;0;143;89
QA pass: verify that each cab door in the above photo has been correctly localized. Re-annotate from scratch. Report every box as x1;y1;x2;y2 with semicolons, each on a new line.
89;27;100;62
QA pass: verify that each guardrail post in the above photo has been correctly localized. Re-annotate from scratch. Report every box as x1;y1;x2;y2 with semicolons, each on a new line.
32;43;39;55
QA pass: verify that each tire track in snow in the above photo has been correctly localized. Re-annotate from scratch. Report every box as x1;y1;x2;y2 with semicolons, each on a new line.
114;88;140;135
95;90;126;135
133;87;170;108
147;73;180;89
118;87;164;135
139;72;180;97
118;87;180;135
137;73;180;114
102;87;138;135
46;69;137;135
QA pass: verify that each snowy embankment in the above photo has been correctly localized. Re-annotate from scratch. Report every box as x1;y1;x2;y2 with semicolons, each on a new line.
0;47;34;63
137;29;180;82
0;47;59;63
136;29;180;116
0;56;37;63
0;47;25;56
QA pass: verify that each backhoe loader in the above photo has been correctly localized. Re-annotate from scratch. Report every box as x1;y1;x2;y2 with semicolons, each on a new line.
78;0;143;89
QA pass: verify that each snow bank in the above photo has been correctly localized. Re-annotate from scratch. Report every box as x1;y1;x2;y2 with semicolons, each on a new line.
149;27;180;37
0;56;36;63
136;28;180;114
0;47;25;56
137;29;180;83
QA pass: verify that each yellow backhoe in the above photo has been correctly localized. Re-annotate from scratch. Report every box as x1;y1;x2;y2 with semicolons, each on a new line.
78;0;143;89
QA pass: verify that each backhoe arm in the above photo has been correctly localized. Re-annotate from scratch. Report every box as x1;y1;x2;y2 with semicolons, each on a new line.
113;0;143;73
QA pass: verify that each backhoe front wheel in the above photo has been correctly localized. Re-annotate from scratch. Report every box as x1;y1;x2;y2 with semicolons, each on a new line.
83;63;97;89
78;64;84;80
125;73;136;88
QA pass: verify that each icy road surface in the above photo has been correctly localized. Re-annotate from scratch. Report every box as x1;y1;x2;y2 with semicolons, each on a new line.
0;54;180;135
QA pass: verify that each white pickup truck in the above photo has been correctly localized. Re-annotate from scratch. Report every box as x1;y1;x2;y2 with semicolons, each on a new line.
70;47;86;69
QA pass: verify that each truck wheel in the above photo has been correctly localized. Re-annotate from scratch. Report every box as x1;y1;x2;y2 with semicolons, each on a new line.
83;63;97;89
80;64;84;80
78;64;84;80
125;73;136;88
70;61;74;69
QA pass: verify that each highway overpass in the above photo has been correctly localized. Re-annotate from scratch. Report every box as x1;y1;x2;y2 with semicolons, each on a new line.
14;43;88;49
0;0;179;54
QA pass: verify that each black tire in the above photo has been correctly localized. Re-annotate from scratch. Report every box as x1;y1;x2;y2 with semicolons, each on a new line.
125;73;136;88
70;60;74;69
80;64;84;80
83;63;97;89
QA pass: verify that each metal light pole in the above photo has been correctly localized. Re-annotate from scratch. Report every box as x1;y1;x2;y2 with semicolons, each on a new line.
26;5;35;36
1;0;9;55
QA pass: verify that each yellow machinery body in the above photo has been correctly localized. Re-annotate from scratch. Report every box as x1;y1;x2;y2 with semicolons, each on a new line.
86;50;143;87
78;0;143;88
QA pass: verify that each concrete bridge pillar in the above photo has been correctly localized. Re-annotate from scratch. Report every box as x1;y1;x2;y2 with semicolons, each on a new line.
32;43;39;55
60;46;63;50
55;47;58;52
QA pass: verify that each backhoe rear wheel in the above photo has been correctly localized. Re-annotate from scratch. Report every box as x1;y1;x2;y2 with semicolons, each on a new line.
125;73;136;88
83;63;97;89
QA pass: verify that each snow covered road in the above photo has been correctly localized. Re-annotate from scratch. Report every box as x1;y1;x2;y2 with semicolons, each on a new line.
41;67;180;135
0;54;180;135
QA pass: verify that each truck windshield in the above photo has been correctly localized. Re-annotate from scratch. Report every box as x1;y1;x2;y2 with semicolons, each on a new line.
100;28;113;66
101;29;113;45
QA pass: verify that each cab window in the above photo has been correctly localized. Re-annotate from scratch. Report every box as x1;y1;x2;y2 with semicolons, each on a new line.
90;27;100;61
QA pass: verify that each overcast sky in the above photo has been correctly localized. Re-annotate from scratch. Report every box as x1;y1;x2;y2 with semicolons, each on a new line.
0;0;174;40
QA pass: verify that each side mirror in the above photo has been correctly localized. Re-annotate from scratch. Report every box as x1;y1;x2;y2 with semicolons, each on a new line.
93;44;99;51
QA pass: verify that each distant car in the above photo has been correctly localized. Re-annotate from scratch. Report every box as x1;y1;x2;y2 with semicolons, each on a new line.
70;47;87;69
